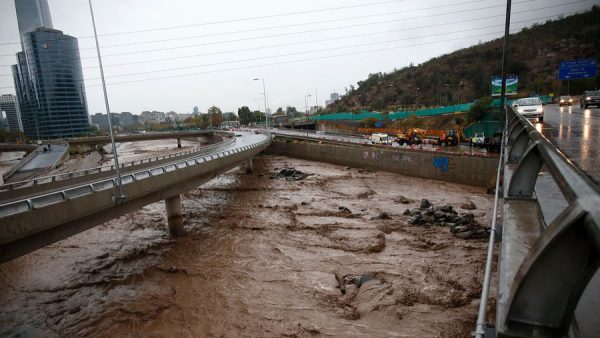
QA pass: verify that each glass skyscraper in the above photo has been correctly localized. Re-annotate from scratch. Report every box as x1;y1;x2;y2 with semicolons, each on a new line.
11;0;89;139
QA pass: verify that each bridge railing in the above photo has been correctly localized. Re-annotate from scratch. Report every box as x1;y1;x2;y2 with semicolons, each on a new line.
0;134;235;192
484;106;600;337
0;136;269;218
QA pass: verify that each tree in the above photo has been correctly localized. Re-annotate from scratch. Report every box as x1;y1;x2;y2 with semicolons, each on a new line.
207;106;223;127
466;96;492;122
285;106;299;117
274;107;284;116
237;106;253;125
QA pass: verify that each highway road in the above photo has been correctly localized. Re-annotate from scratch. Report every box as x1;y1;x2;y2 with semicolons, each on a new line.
537;103;600;183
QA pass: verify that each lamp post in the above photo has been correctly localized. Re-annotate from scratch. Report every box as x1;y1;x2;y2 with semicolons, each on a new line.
415;87;420;107
445;82;463;106
88;0;125;205
253;78;269;134
305;93;311;137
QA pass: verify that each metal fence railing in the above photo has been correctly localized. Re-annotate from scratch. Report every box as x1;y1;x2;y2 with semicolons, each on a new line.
0;133;235;192
0;135;270;218
476;106;600;337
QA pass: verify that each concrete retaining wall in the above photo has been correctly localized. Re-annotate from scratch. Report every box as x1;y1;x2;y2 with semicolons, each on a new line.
267;137;497;188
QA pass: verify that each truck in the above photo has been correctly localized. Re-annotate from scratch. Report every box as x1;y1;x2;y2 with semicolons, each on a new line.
371;133;392;145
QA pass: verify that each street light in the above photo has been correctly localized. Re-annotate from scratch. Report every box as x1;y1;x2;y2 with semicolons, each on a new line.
445;82;463;106
305;93;312;137
253;78;269;134
88;0;125;205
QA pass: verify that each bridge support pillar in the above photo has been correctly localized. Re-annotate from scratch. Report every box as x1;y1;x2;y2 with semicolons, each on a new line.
244;159;253;174
177;138;182;148
165;195;185;236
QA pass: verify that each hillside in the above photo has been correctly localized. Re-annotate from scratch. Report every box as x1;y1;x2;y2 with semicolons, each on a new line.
326;6;600;113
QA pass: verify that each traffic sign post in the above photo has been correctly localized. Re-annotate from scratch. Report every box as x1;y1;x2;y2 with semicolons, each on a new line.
558;58;597;80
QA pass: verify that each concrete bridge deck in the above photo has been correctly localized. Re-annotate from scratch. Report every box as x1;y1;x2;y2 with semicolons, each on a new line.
0;132;269;263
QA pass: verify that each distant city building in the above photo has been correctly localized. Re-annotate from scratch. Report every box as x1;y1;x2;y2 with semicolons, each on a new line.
91;112;139;130
119;112;137;127
140;110;165;124
325;92;340;106
91;112;119;130
0;94;23;132
193;106;200;115
176;113;192;121
11;0;89;139
166;111;178;122
0;112;6;131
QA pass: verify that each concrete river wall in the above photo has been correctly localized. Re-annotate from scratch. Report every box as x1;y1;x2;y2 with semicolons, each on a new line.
267;137;498;188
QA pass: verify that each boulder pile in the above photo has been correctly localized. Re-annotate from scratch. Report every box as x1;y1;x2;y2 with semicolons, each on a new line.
403;199;489;239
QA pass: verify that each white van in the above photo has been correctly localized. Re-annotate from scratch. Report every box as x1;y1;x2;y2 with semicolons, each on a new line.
371;133;391;145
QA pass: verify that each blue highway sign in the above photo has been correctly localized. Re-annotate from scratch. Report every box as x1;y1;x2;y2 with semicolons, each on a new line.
558;58;597;80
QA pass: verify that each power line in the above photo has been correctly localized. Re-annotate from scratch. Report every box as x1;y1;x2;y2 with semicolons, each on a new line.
91;30;523;88
84;17;554;81
0;0;411;45
0;8;584;85
0;9;585;93
0;0;583;69
0;0;496;55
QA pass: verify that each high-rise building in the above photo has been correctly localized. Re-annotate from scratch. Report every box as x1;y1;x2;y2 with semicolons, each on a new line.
15;0;53;42
193;106;200;115
0;94;23;132
11;0;89;139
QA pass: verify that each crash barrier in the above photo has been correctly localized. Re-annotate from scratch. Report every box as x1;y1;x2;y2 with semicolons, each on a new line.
0;134;235;193
1;146;39;182
475;106;600;337
0;137;268;219
310;103;473;121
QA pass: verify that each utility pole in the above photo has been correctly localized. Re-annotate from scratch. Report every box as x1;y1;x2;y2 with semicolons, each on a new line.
88;0;125;205
498;0;512;121
305;93;311;137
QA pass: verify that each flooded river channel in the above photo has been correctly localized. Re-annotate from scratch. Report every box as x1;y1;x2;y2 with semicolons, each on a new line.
0;155;493;337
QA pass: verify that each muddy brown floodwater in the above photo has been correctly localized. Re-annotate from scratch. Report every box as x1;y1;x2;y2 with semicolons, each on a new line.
0;155;494;337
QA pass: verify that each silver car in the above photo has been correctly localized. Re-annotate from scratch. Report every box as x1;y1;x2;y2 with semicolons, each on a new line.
512;97;544;121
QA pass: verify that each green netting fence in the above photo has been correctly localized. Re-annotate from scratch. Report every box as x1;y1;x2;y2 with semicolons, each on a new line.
311;103;473;121
463;121;504;138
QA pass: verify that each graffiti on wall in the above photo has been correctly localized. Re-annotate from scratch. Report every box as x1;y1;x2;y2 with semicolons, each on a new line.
433;156;449;172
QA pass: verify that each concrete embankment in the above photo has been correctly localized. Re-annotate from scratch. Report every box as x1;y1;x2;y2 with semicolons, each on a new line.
267;137;498;188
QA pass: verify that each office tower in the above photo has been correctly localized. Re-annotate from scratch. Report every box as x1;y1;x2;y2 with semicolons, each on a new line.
11;0;89;139
0;94;23;132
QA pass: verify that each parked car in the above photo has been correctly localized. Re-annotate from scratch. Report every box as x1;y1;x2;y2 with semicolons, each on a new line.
581;90;600;108
558;95;573;106
512;97;544;121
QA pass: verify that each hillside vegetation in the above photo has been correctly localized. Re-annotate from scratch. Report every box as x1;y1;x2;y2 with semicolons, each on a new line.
326;6;600;113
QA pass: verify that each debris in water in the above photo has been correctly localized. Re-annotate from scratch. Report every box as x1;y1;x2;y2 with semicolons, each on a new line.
333;271;346;294
338;206;351;213
273;167;313;181
419;199;432;209
460;201;477;210
394;195;413;204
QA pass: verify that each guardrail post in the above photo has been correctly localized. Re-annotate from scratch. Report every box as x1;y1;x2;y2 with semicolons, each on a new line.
508;142;543;199
165;194;185;236
177;138;182;148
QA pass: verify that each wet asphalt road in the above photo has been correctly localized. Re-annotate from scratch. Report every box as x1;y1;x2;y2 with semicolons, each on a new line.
536;103;600;183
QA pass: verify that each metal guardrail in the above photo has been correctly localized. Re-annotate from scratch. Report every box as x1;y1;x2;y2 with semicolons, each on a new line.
0;135;235;191
476;106;600;337
0;137;269;218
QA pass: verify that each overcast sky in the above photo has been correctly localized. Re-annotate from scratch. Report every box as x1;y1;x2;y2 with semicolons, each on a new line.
0;0;597;115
